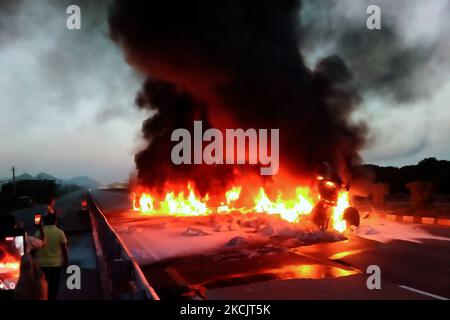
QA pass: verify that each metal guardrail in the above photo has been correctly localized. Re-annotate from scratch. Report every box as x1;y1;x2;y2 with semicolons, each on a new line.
87;192;160;300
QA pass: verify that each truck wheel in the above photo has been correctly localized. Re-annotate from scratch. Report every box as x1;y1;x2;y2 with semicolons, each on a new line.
343;207;360;227
311;202;330;230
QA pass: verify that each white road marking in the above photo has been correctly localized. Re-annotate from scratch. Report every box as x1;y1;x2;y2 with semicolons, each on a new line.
398;285;449;300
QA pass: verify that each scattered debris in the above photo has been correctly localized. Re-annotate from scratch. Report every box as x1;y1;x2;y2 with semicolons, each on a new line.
183;227;208;236
226;236;249;247
213;223;229;232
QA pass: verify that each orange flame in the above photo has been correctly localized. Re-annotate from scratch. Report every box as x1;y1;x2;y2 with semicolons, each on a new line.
254;187;313;223
225;186;241;204
132;183;350;232
331;191;349;233
133;183;209;216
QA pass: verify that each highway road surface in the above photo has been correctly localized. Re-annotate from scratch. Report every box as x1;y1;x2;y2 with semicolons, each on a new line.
90;189;450;300
12;191;103;299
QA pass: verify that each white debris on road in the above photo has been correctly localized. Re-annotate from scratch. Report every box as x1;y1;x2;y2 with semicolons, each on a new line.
110;211;344;264
351;213;450;244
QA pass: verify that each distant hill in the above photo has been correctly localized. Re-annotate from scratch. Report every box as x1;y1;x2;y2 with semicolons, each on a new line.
1;172;101;189
16;173;35;181
64;176;100;189
36;172;58;181
356;158;450;194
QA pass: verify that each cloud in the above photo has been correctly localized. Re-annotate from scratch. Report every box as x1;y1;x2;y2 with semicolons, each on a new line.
1;0;448;186
301;0;450;165
0;0;143;183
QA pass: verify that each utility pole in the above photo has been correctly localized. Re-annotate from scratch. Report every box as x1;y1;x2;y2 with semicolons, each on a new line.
11;166;16;197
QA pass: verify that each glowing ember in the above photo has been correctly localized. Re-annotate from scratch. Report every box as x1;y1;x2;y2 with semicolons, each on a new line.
225;186;241;204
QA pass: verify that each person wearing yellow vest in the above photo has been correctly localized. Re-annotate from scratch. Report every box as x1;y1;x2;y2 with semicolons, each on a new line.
34;214;68;300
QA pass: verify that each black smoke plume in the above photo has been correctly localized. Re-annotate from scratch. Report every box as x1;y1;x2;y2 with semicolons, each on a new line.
109;0;366;193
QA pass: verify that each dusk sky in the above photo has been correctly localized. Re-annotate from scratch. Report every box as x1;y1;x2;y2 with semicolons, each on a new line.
1;0;450;185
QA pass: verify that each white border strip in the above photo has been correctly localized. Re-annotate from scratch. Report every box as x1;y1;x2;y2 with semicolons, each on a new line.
398;285;449;300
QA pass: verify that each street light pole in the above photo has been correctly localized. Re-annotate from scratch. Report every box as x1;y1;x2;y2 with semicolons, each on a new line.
11;165;16;197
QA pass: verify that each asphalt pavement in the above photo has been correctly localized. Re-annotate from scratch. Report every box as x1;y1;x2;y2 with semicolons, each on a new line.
90;189;450;300
13;191;103;300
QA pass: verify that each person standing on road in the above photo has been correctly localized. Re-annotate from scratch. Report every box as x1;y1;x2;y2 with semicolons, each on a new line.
34;214;68;300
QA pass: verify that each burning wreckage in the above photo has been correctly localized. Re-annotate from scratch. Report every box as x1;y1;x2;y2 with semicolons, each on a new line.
131;162;360;235
108;0;366;246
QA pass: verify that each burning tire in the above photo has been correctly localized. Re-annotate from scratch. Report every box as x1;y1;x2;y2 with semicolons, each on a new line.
343;206;360;227
311;202;330;230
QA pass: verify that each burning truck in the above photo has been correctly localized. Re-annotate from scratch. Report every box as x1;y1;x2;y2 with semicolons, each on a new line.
131;162;360;234
110;0;365;235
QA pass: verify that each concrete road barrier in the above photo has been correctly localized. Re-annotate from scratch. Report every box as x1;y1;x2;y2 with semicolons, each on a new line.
372;212;450;226
87;192;160;300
